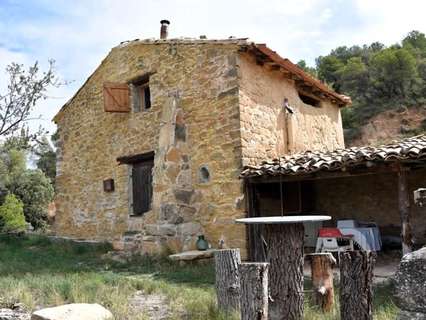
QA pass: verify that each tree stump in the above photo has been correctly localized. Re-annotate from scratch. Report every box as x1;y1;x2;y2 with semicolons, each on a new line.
214;249;241;313
340;251;376;320
239;262;269;320
264;223;304;320
307;253;336;312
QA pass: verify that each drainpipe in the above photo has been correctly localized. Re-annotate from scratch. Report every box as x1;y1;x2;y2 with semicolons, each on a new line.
283;98;295;154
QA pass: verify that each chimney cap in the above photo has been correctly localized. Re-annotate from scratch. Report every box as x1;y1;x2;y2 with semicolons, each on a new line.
160;19;170;25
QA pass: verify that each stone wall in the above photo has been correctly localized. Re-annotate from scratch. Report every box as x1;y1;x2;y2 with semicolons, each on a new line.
54;40;350;257
250;169;426;247
238;52;345;166
54;41;246;255
314;169;426;246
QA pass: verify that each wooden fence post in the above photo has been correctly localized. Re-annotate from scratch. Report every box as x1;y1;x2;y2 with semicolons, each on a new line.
214;249;241;313
239;262;269;320
307;253;336;312
340;251;376;320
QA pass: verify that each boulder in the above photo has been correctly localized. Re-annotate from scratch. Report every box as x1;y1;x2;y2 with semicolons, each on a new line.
398;310;426;320
31;304;112;320
0;308;30;320
394;247;426;313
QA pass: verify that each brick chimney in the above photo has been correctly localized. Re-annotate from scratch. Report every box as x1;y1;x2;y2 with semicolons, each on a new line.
160;20;170;39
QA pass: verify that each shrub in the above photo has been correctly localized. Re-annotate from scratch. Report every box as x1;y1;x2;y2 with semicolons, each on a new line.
0;194;26;233
8;169;54;230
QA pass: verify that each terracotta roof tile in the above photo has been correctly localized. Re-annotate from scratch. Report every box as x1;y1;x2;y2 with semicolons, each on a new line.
241;135;426;178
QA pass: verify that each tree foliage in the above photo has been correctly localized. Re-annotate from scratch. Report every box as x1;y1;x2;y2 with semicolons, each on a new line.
0;194;26;233
8;169;54;230
34;133;57;184
0;60;58;140
313;30;426;138
0;144;54;230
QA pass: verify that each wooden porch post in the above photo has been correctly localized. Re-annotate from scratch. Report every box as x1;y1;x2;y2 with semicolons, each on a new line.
398;166;413;255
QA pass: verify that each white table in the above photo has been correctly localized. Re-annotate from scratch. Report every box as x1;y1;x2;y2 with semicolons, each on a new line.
236;215;331;320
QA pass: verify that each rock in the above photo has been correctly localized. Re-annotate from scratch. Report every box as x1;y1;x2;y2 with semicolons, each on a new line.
159;203;179;223
31;304;112;320
173;189;194;204
393;247;426;313
168;249;215;261
0;308;30;320
398;310;426;320
175;124;186;142
177;222;202;236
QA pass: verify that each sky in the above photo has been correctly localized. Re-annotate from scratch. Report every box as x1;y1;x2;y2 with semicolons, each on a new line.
1;0;426;137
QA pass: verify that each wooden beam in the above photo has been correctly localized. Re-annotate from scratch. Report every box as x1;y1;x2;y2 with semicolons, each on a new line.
398;166;413;254
246;164;401;184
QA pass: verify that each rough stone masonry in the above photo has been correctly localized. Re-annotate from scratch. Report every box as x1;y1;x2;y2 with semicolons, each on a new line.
53;38;346;256
394;247;426;319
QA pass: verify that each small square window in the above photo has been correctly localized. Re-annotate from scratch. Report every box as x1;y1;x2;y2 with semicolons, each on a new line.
131;77;151;112
298;91;321;108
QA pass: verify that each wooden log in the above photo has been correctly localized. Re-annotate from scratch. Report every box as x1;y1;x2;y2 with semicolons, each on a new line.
398;167;413;255
214;249;241;313
340;251;376;320
264;223;304;320
306;253;336;312
239;262;269;320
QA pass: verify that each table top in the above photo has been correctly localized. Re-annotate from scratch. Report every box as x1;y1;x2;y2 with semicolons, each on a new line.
235;215;331;225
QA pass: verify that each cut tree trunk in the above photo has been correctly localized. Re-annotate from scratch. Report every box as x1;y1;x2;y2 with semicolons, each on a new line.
398;167;413;255
239;262;269;320
264;223;304;320
214;249;241;313
340;251;376;320
307;253;336;312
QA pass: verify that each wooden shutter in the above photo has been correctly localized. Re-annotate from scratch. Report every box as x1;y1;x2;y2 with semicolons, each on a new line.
132;160;153;215
103;82;130;113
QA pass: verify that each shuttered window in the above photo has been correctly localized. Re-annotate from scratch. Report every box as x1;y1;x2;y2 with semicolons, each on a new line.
103;82;131;112
130;157;154;216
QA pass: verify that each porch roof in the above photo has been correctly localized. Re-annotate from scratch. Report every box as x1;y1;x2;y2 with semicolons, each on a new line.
241;135;426;179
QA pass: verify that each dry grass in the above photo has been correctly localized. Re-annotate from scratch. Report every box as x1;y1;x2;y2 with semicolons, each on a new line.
0;234;398;319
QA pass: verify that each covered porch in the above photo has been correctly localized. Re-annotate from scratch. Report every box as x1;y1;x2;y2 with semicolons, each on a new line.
241;135;426;261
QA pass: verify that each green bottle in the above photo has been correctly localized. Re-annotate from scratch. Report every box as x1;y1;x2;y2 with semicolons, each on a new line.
196;235;209;251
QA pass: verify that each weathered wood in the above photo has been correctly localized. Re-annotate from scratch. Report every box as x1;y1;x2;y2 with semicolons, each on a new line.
239;262;269;320
340;251;376;320
264;223;304;320
103;82;130;113
214;249;241;313
398;167;413;254
247;163;401;184
307;253;336;312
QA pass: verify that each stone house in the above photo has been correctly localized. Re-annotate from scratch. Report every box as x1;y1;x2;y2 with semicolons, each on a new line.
53;22;350;256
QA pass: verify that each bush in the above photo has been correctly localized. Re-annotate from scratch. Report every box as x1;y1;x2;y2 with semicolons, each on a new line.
8;169;54;230
0;194;26;233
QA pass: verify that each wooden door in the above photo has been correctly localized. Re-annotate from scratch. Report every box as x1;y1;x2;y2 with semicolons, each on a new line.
132;160;153;215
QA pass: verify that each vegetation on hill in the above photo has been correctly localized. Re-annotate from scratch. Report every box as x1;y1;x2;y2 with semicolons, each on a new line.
298;30;426;142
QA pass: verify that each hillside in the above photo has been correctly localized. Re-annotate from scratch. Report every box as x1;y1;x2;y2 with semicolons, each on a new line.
298;30;426;146
347;106;426;147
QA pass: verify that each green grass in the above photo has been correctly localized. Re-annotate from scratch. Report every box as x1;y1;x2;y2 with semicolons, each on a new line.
0;234;398;319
